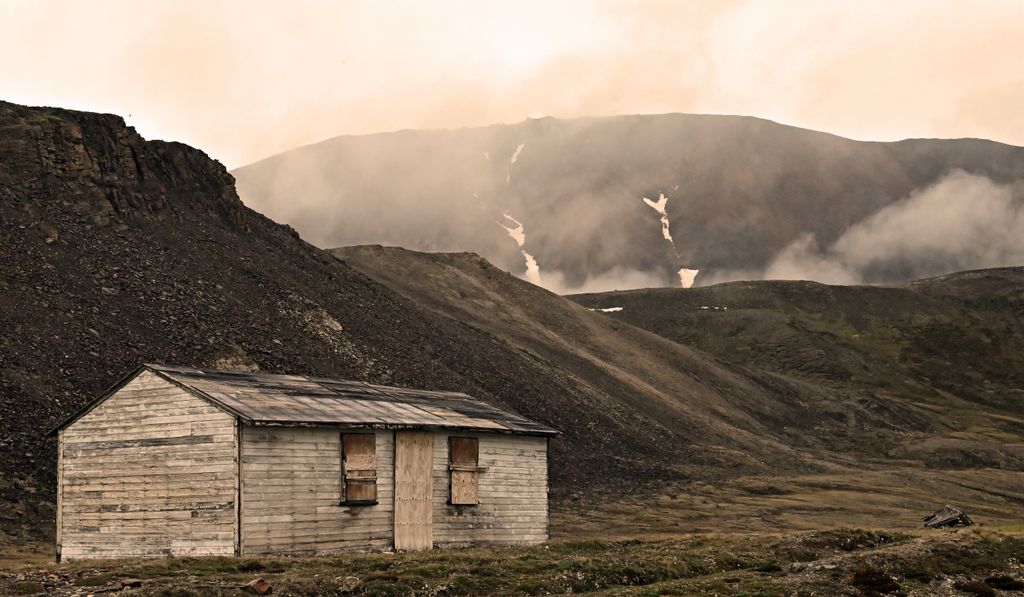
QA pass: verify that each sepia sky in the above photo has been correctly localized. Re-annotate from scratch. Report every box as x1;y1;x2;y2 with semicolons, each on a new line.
2;0;1022;168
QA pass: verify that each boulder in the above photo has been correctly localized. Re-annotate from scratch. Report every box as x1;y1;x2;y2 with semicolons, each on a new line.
244;577;273;594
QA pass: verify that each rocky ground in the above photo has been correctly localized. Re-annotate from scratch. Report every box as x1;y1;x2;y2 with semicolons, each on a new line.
569;271;1024;470
2;527;1022;596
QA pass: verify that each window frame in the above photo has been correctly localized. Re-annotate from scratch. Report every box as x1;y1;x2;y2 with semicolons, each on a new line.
448;436;481;506
340;432;378;506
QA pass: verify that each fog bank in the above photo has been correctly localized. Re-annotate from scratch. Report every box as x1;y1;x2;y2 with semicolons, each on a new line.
705;171;1024;285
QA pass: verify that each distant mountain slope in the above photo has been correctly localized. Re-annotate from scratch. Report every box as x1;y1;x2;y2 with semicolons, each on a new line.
234;114;1024;291
569;268;1024;467
334;245;1024;470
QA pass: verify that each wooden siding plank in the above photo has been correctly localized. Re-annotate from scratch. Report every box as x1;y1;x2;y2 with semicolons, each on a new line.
63;435;226;450
240;427;395;555
432;433;548;547
56;431;64;560
59;371;236;560
233;417;241;556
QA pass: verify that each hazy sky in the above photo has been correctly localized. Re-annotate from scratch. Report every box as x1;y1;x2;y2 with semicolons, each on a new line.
3;0;1022;167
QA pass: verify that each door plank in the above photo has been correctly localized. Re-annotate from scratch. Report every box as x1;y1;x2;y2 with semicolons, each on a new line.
394;431;433;550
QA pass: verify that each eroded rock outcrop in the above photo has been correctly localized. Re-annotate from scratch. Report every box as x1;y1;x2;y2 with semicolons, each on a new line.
1;101;246;229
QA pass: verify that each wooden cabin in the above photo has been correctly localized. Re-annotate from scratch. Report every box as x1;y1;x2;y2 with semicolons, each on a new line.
51;364;557;560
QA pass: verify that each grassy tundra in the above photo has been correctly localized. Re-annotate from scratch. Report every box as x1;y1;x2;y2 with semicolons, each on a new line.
3;481;1023;596
2;528;1022;596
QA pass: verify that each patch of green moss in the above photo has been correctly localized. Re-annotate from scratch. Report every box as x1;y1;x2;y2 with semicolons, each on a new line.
76;572;115;586
11;580;45;595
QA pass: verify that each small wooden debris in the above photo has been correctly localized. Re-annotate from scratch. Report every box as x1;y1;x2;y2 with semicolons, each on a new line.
244;577;273;594
922;504;973;528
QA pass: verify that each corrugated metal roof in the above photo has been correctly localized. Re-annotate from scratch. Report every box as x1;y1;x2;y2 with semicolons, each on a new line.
147;364;557;436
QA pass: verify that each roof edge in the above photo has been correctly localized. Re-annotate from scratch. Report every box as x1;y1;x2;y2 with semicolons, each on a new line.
153;365;559;436
321;377;558;436
146;365;254;423
246;420;558;437
47;364;256;436
49;364;559;438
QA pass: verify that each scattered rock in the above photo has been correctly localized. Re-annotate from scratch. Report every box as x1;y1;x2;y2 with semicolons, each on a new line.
121;578;143;589
244;577;273;594
39;222;59;242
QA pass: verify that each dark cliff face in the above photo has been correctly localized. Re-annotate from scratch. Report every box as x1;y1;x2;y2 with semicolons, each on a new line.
0;101;246;229
1;101;294;538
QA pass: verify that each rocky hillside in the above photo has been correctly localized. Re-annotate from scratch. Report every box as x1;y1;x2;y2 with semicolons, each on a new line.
333;246;1024;478
233;114;1024;291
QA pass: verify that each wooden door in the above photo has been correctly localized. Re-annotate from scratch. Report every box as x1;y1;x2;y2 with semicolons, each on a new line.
394;431;434;550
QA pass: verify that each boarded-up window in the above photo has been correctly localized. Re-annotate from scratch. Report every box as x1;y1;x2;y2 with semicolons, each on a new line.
341;433;377;505
449;436;479;505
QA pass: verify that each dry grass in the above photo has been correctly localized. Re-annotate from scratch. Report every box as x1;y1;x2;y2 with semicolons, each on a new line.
3;469;1023;596
1;528;1022;596
554;467;1024;540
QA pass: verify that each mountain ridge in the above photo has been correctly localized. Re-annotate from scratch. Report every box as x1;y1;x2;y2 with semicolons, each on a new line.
234;112;1024;291
242;112;1024;170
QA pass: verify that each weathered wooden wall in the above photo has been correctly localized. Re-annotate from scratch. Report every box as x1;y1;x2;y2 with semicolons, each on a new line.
239;427;394;554
432;433;548;547
239;429;548;553
59;371;237;560
58;368;550;558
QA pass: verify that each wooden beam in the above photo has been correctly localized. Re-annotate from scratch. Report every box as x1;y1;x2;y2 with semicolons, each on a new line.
56;430;63;562
234;417;241;556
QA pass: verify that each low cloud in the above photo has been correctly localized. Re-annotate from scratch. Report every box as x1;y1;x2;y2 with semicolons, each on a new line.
718;171;1024;285
5;2;1024;167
